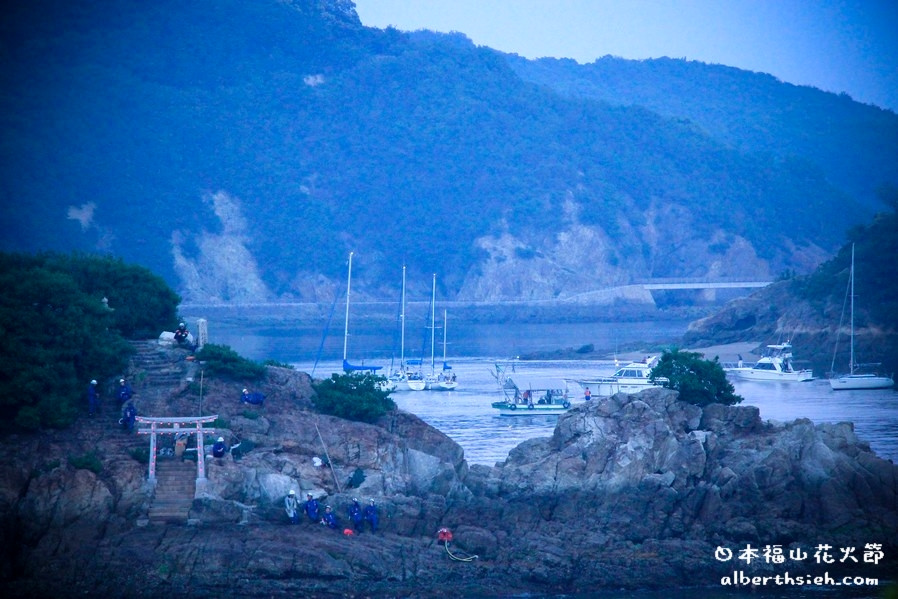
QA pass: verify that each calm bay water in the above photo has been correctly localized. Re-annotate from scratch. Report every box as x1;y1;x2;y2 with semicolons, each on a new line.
294;357;898;467
204;318;898;466
203;318;689;363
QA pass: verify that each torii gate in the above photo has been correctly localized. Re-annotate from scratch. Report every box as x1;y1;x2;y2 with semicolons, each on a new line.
136;415;217;497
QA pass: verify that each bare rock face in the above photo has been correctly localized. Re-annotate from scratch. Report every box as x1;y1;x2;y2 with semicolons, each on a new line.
452;388;898;590
1;348;896;597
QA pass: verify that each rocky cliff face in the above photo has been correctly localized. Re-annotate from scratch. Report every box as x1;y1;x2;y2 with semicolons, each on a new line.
169;189;828;306
1;345;895;597
683;279;898;376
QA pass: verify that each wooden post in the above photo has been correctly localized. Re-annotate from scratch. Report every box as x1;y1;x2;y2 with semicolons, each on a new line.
196;420;207;490
148;422;157;483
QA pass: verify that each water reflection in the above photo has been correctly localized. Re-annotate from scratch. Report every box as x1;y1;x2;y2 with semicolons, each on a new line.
296;359;898;466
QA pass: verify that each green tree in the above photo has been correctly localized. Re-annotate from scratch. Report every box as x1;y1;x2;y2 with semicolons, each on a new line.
650;348;742;407
194;344;266;380
42;252;181;339
312;373;396;424
0;251;180;430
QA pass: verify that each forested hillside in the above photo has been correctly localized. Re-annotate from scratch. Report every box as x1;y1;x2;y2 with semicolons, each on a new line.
2;0;895;304
507;55;898;210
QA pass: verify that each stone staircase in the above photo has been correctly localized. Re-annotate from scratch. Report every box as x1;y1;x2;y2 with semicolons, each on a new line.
129;340;191;393
147;459;197;523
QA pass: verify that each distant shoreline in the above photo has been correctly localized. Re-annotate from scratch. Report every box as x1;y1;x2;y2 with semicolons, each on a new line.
518;341;761;362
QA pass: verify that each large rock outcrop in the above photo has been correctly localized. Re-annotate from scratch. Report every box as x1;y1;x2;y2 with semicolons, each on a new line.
1;346;895;597
447;388;898;591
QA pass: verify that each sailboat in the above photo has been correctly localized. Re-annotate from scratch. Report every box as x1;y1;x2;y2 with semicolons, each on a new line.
406;274;435;391
341;252;389;385
428;309;458;390
419;274;458;391
829;244;894;390
388;266;409;388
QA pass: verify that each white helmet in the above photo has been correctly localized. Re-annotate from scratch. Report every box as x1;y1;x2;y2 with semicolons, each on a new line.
90;380;97;385
217;437;224;442
120;379;125;383
243;388;248;393
289;490;295;495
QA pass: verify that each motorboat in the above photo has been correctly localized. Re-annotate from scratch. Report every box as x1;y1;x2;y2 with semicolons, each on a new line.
492;376;572;416
828;244;894;390
726;342;813;382
568;356;665;397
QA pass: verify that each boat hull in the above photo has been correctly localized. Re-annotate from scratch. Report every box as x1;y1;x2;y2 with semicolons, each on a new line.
829;374;894;390
575;379;661;397
491;401;570;416
406;378;426;391
728;368;814;382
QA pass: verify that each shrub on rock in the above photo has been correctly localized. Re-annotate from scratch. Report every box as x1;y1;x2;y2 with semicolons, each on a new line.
650;348;742;407
312;372;396;423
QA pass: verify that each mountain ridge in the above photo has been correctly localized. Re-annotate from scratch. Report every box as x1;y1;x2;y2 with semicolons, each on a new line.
2;0;895;305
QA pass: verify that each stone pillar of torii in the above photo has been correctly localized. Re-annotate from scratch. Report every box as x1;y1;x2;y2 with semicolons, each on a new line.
136;414;218;498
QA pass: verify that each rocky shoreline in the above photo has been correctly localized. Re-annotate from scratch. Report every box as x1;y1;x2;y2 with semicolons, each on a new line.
1;342;896;597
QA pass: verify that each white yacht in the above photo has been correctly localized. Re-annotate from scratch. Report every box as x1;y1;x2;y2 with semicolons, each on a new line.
726;342;814;382
568;356;665;397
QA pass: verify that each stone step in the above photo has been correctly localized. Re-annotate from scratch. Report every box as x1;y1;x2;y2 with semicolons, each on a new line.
148;461;196;523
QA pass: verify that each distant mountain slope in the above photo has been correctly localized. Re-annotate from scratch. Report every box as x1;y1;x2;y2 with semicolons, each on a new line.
506;55;898;210
1;1;893;304
683;202;898;374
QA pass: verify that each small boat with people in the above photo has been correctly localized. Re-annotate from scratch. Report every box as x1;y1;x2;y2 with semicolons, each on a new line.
491;376;572;416
724;342;814;382
567;356;665;397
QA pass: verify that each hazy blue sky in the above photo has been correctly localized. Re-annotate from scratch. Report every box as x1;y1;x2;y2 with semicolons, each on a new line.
353;0;898;112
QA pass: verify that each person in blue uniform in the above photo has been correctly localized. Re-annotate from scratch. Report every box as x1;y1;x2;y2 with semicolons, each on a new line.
119;402;137;432
212;436;227;458
348;498;363;532
87;380;99;416
304;493;320;523
364;498;379;533
321;505;339;529
117;379;133;405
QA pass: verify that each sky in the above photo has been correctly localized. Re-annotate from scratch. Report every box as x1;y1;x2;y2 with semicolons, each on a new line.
353;0;898;112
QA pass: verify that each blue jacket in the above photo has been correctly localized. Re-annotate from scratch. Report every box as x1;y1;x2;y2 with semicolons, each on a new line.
322;511;338;529
349;502;363;524
212;441;227;457
117;383;133;403
304;498;320;520
364;504;379;527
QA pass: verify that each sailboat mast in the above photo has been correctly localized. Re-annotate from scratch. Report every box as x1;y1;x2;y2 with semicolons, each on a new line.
343;251;353;363
400;265;406;367
443;309;448;363
430;274;436;373
850;244;855;375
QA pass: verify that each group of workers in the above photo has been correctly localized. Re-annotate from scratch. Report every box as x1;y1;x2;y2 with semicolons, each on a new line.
284;491;379;533
88;378;139;433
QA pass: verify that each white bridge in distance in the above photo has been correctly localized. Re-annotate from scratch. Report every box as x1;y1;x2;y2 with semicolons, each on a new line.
179;278;774;311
